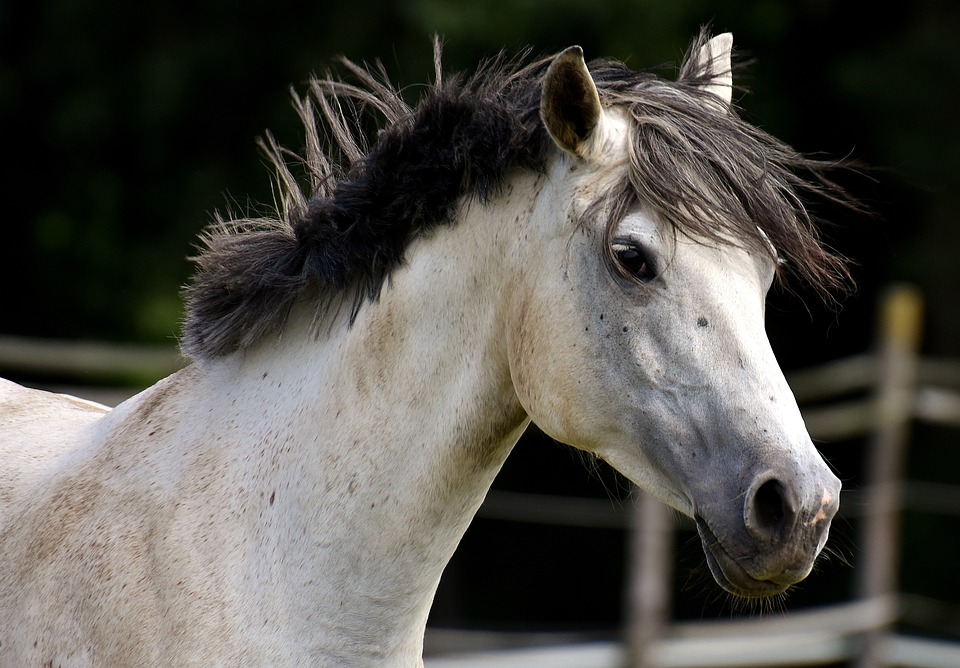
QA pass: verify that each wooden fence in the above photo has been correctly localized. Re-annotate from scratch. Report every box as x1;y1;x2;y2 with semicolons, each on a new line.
3;283;959;667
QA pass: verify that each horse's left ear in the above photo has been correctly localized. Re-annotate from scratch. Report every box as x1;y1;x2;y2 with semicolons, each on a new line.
690;32;734;108
541;46;603;158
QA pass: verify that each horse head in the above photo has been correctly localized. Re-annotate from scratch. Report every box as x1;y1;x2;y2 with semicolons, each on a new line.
507;34;842;597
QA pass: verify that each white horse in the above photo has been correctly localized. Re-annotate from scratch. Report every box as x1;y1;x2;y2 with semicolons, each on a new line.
0;32;849;666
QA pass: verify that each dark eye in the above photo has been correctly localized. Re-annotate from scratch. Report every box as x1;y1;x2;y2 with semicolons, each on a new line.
612;241;656;281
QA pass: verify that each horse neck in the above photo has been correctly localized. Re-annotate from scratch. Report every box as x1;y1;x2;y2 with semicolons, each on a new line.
186;172;549;660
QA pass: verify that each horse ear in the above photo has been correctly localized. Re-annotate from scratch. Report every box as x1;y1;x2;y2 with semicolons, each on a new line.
541;46;603;158
691;32;734;107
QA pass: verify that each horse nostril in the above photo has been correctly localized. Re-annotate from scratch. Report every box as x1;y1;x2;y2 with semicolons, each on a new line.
747;478;796;541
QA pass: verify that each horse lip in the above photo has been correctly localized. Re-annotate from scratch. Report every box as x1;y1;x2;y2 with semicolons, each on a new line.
695;515;791;598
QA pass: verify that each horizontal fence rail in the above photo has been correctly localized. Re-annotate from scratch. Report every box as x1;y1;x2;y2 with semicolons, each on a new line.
0;334;185;380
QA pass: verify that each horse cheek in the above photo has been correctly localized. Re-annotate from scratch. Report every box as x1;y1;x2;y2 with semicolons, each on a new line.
506;294;584;446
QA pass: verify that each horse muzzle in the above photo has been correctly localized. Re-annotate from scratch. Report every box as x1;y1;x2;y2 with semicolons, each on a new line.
694;469;841;598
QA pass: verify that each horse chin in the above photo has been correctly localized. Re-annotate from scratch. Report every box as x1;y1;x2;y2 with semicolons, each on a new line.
695;516;791;599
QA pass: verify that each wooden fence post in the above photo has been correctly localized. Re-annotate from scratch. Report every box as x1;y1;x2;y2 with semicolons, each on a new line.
855;284;924;668
625;489;673;668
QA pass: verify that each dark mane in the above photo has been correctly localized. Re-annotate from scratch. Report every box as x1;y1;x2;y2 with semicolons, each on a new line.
182;31;853;359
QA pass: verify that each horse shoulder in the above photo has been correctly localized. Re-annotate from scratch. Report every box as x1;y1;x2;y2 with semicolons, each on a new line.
0;367;256;664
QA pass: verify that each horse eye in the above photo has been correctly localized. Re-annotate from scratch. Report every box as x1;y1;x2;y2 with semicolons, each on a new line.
612;242;655;281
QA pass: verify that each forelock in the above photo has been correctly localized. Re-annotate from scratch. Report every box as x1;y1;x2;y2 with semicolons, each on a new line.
588;39;854;297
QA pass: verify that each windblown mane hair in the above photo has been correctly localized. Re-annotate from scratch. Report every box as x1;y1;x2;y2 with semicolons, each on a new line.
182;31;854;359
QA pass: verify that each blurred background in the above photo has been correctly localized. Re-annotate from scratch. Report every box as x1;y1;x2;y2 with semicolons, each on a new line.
2;0;958;664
